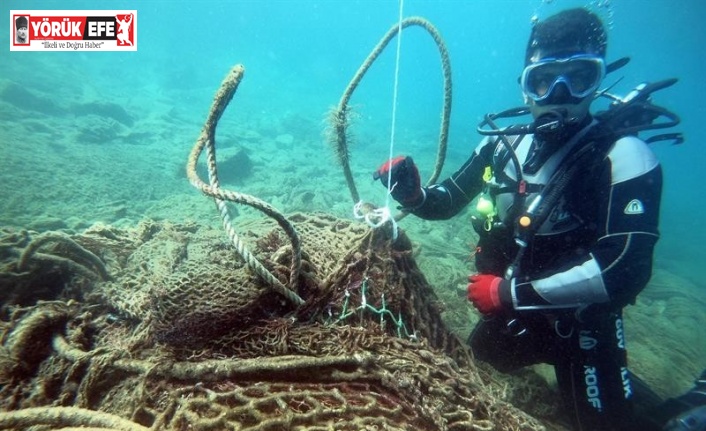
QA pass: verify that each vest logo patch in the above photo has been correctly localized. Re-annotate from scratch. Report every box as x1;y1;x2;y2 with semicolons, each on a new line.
494;142;504;157
624;199;644;215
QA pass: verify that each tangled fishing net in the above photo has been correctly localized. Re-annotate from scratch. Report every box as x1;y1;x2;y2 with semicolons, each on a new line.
0;212;559;431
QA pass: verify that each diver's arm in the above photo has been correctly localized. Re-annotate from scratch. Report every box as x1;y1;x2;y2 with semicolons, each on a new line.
508;137;662;310
409;138;496;220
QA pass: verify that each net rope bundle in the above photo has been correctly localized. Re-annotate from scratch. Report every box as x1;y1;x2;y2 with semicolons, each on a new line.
0;215;556;430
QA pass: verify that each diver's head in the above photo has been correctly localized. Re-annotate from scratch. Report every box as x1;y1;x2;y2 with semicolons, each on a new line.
521;8;607;126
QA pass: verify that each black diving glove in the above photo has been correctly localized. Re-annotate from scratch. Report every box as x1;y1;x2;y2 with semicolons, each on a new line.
373;156;423;207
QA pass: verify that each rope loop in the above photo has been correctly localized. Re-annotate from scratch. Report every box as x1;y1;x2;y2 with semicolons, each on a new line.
327;16;453;218
187;65;304;307
353;201;398;240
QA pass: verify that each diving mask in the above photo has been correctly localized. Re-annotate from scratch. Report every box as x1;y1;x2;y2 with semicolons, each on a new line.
521;54;605;103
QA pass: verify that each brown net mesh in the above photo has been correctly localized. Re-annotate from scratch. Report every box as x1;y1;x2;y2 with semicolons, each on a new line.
0;214;562;431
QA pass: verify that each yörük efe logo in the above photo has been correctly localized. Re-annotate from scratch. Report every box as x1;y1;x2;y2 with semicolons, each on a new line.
10;10;137;51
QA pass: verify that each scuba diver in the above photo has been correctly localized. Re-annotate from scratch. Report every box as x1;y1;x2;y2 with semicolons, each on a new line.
373;7;686;431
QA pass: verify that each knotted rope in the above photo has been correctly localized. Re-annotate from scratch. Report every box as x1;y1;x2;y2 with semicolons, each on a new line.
186;65;304;306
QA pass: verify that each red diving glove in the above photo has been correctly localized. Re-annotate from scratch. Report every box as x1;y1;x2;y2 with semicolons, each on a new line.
373;156;423;207
467;274;509;315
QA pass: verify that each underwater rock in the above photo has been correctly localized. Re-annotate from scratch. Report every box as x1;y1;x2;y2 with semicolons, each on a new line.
65;216;91;232
0;81;62;116
194;148;253;185
74;117;123;144
72;101;134;126
275;133;294;147
29;215;67;232
232;128;262;143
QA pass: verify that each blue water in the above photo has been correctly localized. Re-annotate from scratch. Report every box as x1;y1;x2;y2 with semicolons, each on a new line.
1;0;705;401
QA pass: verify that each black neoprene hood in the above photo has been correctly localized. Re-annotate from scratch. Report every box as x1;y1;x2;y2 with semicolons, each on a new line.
525;8;607;65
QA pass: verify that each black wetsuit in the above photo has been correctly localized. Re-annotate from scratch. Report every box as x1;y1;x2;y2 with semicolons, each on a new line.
408;119;662;430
